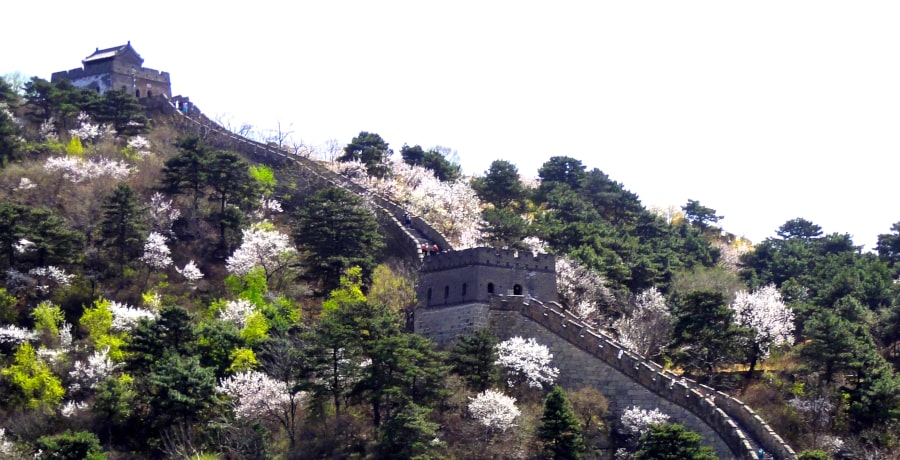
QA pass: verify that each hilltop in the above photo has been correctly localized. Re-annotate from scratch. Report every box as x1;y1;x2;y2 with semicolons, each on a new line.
0;68;898;459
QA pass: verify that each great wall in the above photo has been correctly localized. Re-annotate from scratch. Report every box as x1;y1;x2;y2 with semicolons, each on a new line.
161;95;796;460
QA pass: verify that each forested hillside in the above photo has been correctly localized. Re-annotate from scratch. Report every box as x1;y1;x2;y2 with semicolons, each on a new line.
0;75;898;459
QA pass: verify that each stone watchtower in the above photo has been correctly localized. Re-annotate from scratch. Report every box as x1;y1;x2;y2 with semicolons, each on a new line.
51;42;171;99
414;248;557;344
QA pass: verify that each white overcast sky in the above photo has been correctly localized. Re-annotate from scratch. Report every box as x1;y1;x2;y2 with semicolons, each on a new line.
3;1;899;249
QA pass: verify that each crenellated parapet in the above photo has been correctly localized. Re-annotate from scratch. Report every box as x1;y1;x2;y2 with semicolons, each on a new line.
488;295;797;460
421;247;555;273
163;92;794;460
417;248;557;309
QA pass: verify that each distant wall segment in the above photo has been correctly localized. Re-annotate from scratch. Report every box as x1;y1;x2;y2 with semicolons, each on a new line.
163;98;794;460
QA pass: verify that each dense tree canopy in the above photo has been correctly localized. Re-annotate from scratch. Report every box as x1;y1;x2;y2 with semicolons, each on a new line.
293;186;384;293
338;131;392;178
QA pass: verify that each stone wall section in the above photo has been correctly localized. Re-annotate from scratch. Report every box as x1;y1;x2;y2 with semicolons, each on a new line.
161;97;795;460
164;99;443;261
489;296;796;460
417;248;557;309
414;303;490;344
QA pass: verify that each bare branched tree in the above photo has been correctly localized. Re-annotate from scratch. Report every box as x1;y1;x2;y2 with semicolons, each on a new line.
264;121;294;148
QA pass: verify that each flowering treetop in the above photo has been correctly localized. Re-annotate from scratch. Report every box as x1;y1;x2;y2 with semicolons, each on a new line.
468;388;521;433
495;336;559;389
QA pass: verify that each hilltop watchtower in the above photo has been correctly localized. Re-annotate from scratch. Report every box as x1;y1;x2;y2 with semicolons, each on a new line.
414;248;557;343
51;42;171;99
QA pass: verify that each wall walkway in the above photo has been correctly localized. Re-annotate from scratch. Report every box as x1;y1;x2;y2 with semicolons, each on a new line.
160;95;795;460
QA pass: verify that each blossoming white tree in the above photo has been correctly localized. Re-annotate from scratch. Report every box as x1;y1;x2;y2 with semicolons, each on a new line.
495;336;559;389
126;135;152;157
176;260;204;283
44;156;134;183
556;256;615;327
147;192;180;237
69;347;119;393
613;288;672;358
0;325;37;345
468;389;521;435
60;400;89;418
140;231;173;270
27;266;75;295
108;301;158;332
218;299;255;330
729;284;795;375
216;370;306;445
616;406;672;459
225;225;297;283
68;112;114;142
331;157;485;248
620;405;670;437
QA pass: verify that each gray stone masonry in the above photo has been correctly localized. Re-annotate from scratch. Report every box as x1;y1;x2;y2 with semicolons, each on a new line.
165;98;795;460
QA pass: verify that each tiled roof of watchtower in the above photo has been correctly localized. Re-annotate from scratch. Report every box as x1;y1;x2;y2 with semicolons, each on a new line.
83;42;143;65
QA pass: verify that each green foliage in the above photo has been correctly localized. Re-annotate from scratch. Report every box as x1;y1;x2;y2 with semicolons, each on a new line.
479;207;531;249
471;159;526;209
144;353;219;429
339;131;392;177
538;156;587;192
450;328;500;392
538;386;585;460
322;266;367;312
32;301;64;336
681;199;722;232
36;430;106;460
23;77;99;131
670;291;748;379
400;144;461;182
367;263;416;313
124;305;197;375
0;287;18;323
0;203;84;274
100;184;145;280
633;423;718;460
0;94;23;166
65;136;84;156
249;164;276;196
240;310;270;346
355;332;450;428
294;187;384;293
377;402;441;460
206;150;256;248
228;347;258;373
2;343;65;408
532;157;718;293
92;374;136;428
195;320;243;378
162;136;212;211
797;450;832;460
80;298;125;360
87;89;147;136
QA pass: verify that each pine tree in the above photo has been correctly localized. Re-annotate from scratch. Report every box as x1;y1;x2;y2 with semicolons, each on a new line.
100;184;144;280
450;328;500;392
538;386;585;460
293;187;384;293
634;423;718;460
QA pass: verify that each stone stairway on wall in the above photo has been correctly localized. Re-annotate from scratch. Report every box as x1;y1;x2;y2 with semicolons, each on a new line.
162;96;794;460
491;296;796;460
166;96;452;263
